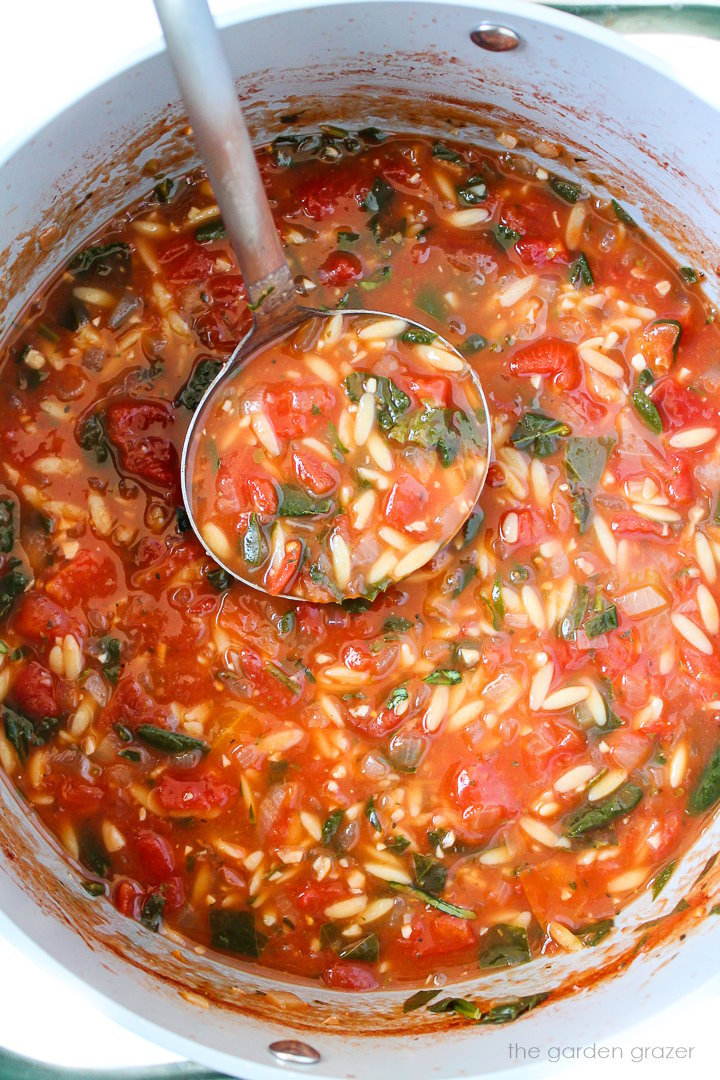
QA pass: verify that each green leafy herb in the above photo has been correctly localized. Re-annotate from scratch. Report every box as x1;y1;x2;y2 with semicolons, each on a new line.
344;371;410;432
327;421;349;462
154;177;174;202
266;662;301;695
570;252;594;288
390;405;479;468
195;219;227;243
209;909;267;957
3;707;35;763
386;834;411;853
403;989;442;1013
383;616;414;634
400;327;437;345
549;175;581;203
462;509;484;546
482;994;548;1024
688;745;720;814
136;725;210;756
277;485;332;516
414;286;448;324
360;176;395;214
322;809;344;847
242;513;264;566
69;242;130;276
478;923;531;968
0;499;14;553
277;611;295;637
432;142;463;164
389;881;476;919
424;669;461;685
101;637;122;684
365;797;382;832
510;412;571;457
337;933;379;962
584;603;618;639
564;436;614;533
176;506;191;533
565;782;643;837
140;892;165;932
413;853;447;895
611;198;635;226
491;223;521;250
207;567;231;591
0;562;28;621
652;860;676;900
429;997;482;1020
337;229;360;250
453;564;477;598
680;266;699;284
82;880;106;897
118;748;141;762
457;175;487;206
459;333;487;355
175;358;223;410
78;413;110;464
575;918;614;946
386;686;409;711
359;265;391;290
632;387;663;434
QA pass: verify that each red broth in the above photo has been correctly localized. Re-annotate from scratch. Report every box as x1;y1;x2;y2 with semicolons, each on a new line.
188;312;489;600
0;131;719;995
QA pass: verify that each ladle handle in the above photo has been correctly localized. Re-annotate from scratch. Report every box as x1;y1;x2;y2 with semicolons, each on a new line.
152;0;295;312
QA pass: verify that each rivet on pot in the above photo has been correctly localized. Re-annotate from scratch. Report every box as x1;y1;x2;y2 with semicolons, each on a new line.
470;23;521;52
269;1039;321;1065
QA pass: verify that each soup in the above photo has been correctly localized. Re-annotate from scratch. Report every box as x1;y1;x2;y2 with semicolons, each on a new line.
0;129;719;997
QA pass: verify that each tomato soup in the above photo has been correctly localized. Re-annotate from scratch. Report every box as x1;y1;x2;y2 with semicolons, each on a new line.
0;129;719;998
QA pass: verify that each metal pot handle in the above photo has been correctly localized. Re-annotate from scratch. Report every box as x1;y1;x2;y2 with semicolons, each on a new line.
549;1;720;39
2;4;717;1079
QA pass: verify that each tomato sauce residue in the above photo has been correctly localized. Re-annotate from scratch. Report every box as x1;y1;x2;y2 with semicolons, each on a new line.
0;131;719;995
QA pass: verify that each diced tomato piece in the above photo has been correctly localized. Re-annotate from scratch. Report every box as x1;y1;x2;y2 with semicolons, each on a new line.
500;507;548;547
265;540;303;596
397;912;476;958
13;591;79;645
114;879;142;918
296;167;356;220
653;377;717;432
321;961;378;991
154;773;237;814
106;399;179;492
45;549;117;607
157;240;214;283
207;274;246;304
341;643;374;672
592;627;636;681
160;875;185;913
264;384;335;438
666;454;694;504
349;703;405;739
217;448;279;514
194;306;251;353
521;719;585;786
509;337;580;391
317;251;363;286
520;853;616;927
292;451;338;495
234;645;302;707
100;677;160;730
450;757;523;842
384;474;429;531
611;511;666;538
58;777;104;809
642;319;681;374
295;878;349;915
515;238;569;266
403;372;452;407
135;831;176;883
11;661;59;719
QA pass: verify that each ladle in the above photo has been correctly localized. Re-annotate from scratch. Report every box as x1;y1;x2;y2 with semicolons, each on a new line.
153;0;492;601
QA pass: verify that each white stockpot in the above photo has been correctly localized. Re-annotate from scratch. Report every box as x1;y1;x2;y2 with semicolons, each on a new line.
2;3;720;1078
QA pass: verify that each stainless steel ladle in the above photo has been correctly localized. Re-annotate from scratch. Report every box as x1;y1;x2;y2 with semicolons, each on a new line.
153;0;491;601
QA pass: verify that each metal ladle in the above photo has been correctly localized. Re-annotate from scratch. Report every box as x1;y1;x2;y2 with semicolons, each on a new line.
153;0;491;601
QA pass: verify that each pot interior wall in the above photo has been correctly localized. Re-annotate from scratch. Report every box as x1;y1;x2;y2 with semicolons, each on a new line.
2;4;720;1078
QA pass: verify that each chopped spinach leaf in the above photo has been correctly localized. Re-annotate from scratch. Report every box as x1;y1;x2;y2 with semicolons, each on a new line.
576;918;614;946
611;198;635;226
360;176;395;214
652;860;676;900
549;176;581;203
0;562;28;621
688;745;720;814
510;412;571;457
584;604;618;639
386;834;411;853
195;219;227;244
207;567;231;591
478;923;531;968
424;668;461;685
69;242;130;276
140;892;165;932
389;881;476;919
175;358;223;411
136;725;210;756
154;177;174;202
459;333;487;355
242;513;264;566
365;797;382;832
344;371;410;432
432;142;463;164
386;686;409;711
0;498;14;553
491;223;522;250
570;252;594;288
277;611;295;637
429;997;482;1020
322;808;344;847
403;989;442;1013
277;485;332;516
337;933;379;962
383;616;414;633
565;782;643;837
101;637;122;684
78;412;110;464
680;266;699;284
265;662;301;695
413;853;447;895
457;175;487;205
400;327;437;345
414;286;448;324
209;908;267;957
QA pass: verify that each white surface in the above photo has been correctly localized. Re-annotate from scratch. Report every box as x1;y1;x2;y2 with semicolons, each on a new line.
0;1;719;1075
